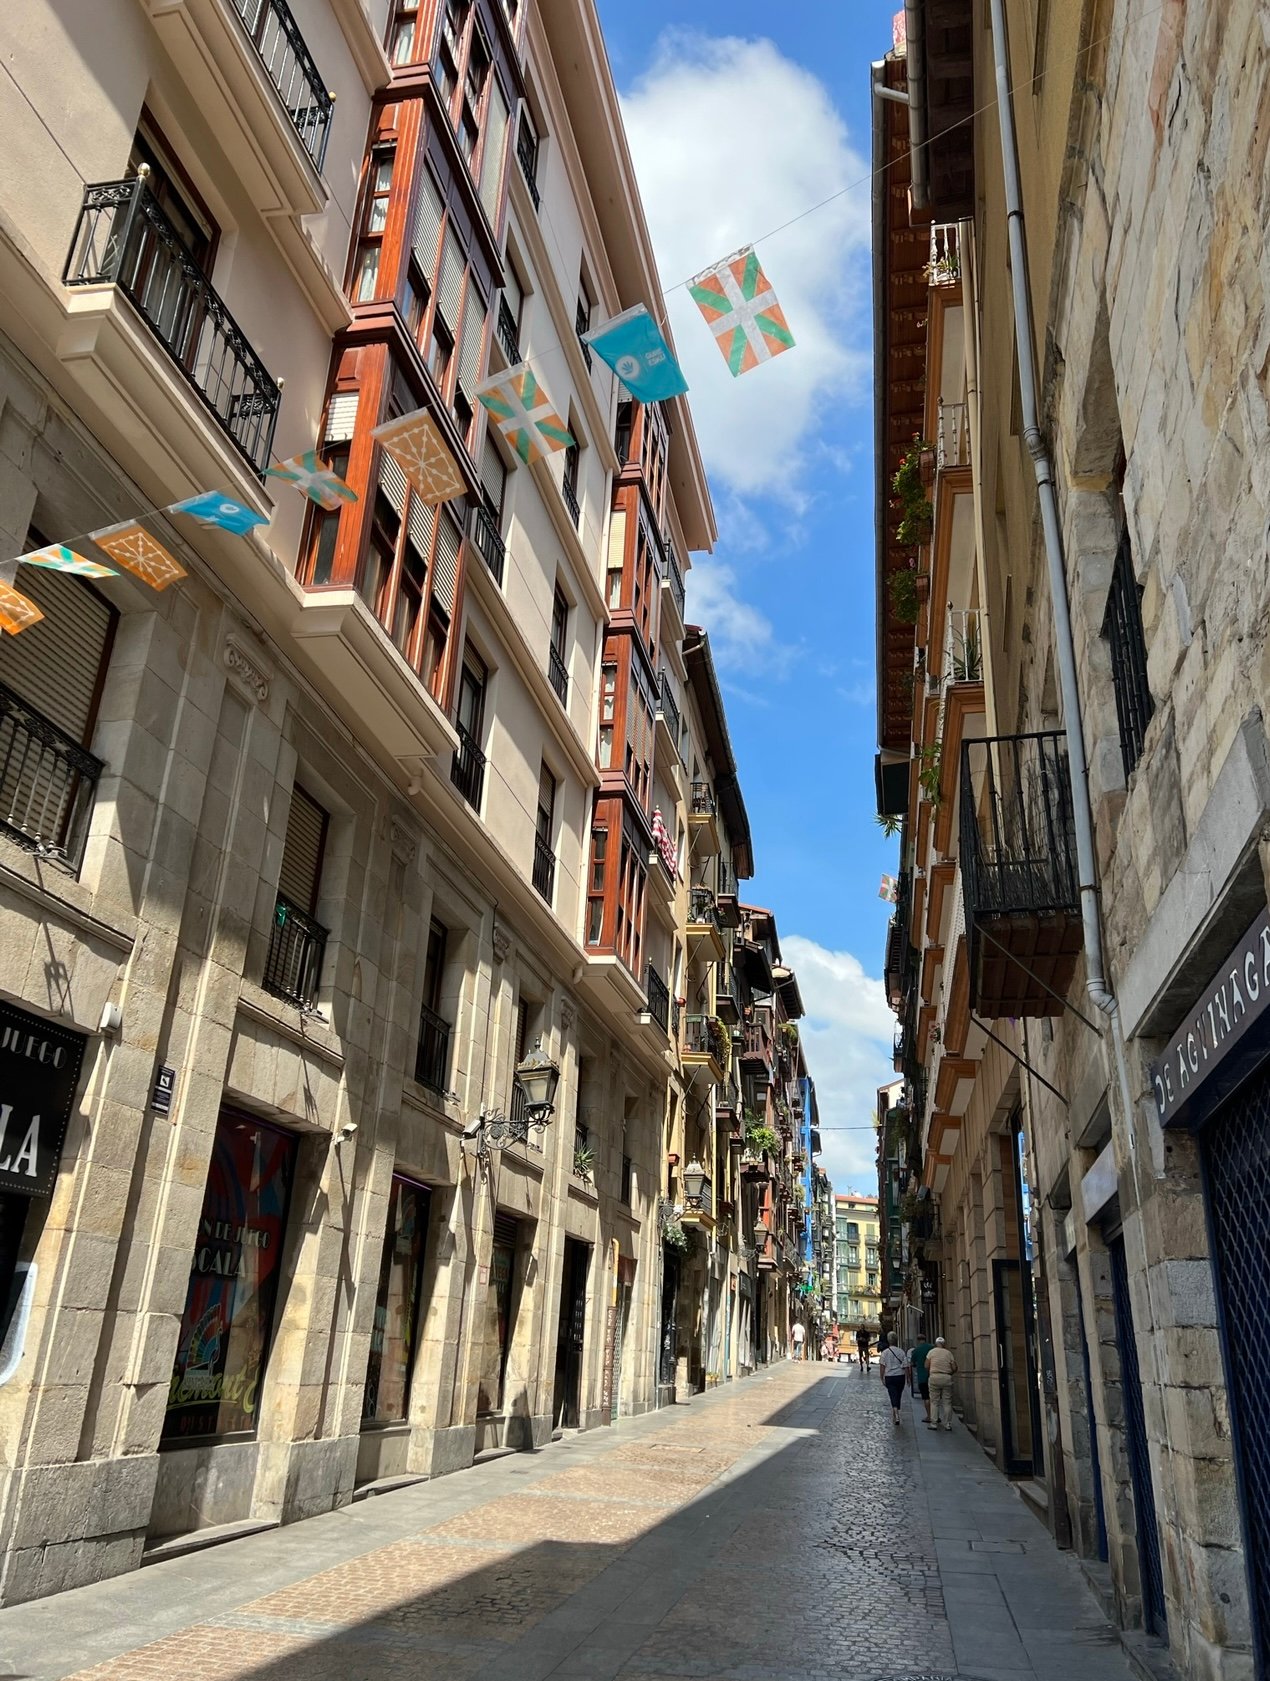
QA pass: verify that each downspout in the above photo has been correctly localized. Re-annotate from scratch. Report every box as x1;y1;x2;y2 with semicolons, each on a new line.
872;2;930;211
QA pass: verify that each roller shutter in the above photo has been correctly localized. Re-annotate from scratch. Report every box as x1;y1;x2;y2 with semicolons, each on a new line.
278;785;327;912
0;569;114;745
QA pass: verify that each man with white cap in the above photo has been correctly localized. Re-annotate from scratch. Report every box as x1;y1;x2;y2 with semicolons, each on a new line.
925;1335;957;1431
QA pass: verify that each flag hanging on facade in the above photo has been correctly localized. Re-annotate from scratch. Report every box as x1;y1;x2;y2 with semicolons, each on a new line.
267;450;359;510
0;583;44;635
879;874;899;904
18;543;116;579
584;305;688;403
371;410;467;504
688;247;795;377
171;493;269;534
477;365;573;465
93;524;187;590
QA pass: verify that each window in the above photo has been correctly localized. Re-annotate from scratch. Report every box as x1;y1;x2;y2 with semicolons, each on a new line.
386;0;419;63
478;1211;521;1412
452;651;487;808
364;1178;430;1423
163;1114;296;1442
130;116;217;271
353;148;394;302
586;827;608;945
626;659;654;808
598;662;617;769
549;586;569;705
1103;521;1154;779
562;438;580;526
576;278;593;368
620;1153;633;1207
265;786;329;1007
416;919;451;1090
516;108;540;205
847;1245;860;1267
847;1222;859;1240
126;117;218;364
409;164;490;442
533;763;555;902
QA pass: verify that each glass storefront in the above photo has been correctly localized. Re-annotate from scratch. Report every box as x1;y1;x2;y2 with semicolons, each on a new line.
162;1113;296;1444
363;1176;430;1424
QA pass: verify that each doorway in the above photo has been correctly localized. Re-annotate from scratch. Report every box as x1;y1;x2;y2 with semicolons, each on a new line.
992;1258;1040;1475
658;1249;680;1391
1108;1235;1167;1636
553;1238;590;1429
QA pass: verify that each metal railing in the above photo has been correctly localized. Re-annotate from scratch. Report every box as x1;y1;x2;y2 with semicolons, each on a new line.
451;723;486;808
497;297;520;365
656;671;681;745
470;502;505;585
0;680;103;868
928;222;960;285
945;606;982;684
661;534;685;620
645;962;670;1032
1105;525;1154;779
562;477;580;526
960;732;1079;922
690;781;716;818
671;996;681;1040
685;1014;727;1065
548;643;569;706
264;895;327;1008
688;885;721;932
937;399;969;470
415;1001;452;1092
741;1013;773;1065
532;831;555;901
516;129;540;208
230;0;333;168
64;177;280;474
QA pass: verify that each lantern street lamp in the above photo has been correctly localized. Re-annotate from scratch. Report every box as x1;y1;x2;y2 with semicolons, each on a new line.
462;1036;562;1168
682;1158;707;1212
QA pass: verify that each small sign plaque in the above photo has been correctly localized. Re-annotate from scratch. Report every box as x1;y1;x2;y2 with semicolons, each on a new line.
151;1065;176;1116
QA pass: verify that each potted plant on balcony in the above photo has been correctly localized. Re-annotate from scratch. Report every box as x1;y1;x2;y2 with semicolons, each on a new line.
662;1216;689;1252
744;1122;779;1157
892;437;935;548
780;1021;800;1050
573;1142;596;1182
888;563;921;625
917;743;942;807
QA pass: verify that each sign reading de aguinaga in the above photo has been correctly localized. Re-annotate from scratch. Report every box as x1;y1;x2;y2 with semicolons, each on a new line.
0;1001;88;1197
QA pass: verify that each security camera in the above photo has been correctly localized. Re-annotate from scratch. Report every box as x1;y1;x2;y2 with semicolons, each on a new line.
337;1121;358;1142
461;1115;484;1141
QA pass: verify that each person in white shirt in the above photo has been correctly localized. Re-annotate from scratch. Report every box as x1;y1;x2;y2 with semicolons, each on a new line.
791;1319;806;1360
878;1332;910;1424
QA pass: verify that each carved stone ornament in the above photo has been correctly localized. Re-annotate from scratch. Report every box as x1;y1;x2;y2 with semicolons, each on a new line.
559;995;576;1032
491;920;511;963
223;637;270;703
389;813;418;865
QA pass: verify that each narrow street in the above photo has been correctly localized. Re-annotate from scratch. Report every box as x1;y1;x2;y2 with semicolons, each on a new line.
0;1365;1142;1681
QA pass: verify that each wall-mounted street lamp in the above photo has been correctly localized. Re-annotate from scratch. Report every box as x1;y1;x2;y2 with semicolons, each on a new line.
462;1037;561;1169
682;1158;706;1211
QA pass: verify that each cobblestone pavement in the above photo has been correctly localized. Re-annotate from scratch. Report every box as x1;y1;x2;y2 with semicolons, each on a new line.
0;1365;1148;1681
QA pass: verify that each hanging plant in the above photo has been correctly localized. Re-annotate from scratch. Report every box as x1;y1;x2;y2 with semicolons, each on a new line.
889;566;920;625
745;1123;780;1155
780;1021;800;1050
663;1217;689;1252
892;436;935;549
917;743;942;807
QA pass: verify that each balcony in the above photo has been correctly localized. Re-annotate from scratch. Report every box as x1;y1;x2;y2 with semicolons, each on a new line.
937;399;970;472
660;534;686;631
64;177;280;476
740;1010;774;1072
451;723;486;809
944;606;982;684
687;885;726;965
683;1014;726;1085
715;860;740;928
689;781;720;854
714;966;742;1026
415;1002;452;1094
644;962;670;1034
928;222;960;287
516;128;541;210
497;297;521;366
532;831;555;903
0;681;103;871
470;502;506;586
143;0;331;216
264;895;327;1008
654;671;683;764
960;732;1081;1017
548;643;569;707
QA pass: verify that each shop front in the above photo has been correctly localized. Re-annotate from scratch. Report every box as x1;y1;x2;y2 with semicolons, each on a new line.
358;1175;432;1486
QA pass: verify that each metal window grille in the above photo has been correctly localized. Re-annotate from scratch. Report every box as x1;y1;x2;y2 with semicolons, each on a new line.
470;501;505;585
415;1002;451;1092
532;831;555;901
0;680;103;869
548;644;569;707
497;296;520;364
645;962;669;1031
264;895;328;1007
1103;525;1154;779
451;723;485;808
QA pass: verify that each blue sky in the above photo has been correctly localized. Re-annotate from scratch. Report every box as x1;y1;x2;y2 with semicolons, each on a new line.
594;0;903;1192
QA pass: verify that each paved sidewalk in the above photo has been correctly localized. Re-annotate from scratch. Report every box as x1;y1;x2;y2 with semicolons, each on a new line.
0;1364;1146;1681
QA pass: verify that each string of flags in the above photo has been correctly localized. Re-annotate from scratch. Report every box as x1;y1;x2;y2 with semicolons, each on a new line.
0;235;795;631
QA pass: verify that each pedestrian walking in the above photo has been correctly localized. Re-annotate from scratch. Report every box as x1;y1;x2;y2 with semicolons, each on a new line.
910;1334;935;1426
791;1318;806;1361
927;1336;957;1430
878;1333;909;1424
856;1325;871;1371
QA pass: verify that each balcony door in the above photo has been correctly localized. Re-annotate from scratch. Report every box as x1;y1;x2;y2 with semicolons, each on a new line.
124;119;218;363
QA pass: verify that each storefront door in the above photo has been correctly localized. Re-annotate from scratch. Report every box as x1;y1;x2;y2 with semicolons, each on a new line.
993;1259;1038;1475
1202;1067;1270;1671
553;1237;589;1429
1108;1235;1167;1637
658;1249;679;1391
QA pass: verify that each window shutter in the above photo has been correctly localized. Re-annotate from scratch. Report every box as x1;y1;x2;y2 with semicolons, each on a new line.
412;173;445;278
457;283;486;397
482;436;506;511
479;83;509;221
0;569;113;745
278;785;327;912
493;1212;518;1249
432;511;461;615
437;229;464;331
408;494;435;560
380;452;409;516
325;391;359;444
503;264;523;322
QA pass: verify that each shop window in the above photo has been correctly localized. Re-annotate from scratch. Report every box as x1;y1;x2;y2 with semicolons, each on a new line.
478;1211;521;1413
162;1114;297;1443
363;1177;430;1423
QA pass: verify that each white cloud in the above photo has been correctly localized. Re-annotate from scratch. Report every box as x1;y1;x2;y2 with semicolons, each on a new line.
782;934;896;1195
685;553;798;679
619;33;871;500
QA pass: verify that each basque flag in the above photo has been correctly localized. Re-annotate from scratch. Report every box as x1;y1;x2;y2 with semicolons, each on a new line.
585;305;688;403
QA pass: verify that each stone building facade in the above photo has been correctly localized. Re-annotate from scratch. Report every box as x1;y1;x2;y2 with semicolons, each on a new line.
874;3;1270;1676
0;0;818;1606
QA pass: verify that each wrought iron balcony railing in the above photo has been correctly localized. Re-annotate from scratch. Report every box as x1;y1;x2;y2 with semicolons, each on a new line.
64;177;281;474
685;1014;727;1066
937;399;969;470
645;962;670;1032
960;731;1082;1017
470;501;506;585
497;297;520;365
656;671;682;745
661;534;685;620
548;643;569;706
230;0;333;169
415;1001;452;1093
928;222;960;285
532;831;555;902
946;606;982;683
0;680;103;869
562;477;580;527
688;885;721;932
690;781;716;817
517;129;541;209
264;895;328;1008
451;722;486;809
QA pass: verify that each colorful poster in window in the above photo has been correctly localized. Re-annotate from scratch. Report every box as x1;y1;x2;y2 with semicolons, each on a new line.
162;1115;296;1443
363;1178;430;1423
